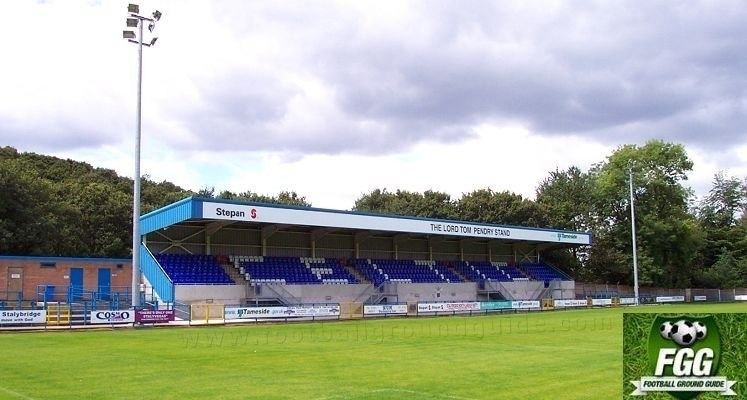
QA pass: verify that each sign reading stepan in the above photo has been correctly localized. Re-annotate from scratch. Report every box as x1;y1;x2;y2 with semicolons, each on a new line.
201;202;591;244
626;314;738;398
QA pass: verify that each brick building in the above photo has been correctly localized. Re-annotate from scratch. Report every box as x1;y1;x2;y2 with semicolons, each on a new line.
0;256;132;301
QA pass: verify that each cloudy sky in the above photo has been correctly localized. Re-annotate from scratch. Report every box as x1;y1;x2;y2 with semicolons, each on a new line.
1;0;745;209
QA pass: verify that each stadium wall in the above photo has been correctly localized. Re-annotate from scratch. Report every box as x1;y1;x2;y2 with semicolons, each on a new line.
392;282;477;303
174;284;246;304
250;283;373;304
0;256;131;301
483;281;546;300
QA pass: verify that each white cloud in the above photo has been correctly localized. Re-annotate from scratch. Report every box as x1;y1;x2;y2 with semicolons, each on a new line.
222;125;611;209
1;1;745;210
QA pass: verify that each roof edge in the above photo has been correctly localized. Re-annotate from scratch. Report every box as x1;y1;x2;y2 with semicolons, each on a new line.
189;196;592;236
141;196;195;219
0;255;132;263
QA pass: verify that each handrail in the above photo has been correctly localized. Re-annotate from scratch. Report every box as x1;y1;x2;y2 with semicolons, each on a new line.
140;244;174;303
261;283;302;305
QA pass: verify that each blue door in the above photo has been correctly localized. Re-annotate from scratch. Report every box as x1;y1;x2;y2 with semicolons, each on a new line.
98;268;111;300
70;268;84;301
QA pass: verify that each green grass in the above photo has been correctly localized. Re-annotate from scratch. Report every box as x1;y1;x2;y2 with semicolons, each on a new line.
0;303;745;400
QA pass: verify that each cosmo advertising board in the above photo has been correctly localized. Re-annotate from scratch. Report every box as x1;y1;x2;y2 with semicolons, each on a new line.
735;295;747;301
694;295;708;302
554;299;588;308
656;296;686;303
90;310;134;324
0;310;46;324
363;304;408;315
225;305;340;319
620;297;638;305
201;202;591;245
511;300;541;310
417;302;480;313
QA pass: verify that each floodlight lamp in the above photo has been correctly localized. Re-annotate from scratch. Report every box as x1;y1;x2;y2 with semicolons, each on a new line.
128;4;140;14
150;37;158;46
123;30;136;39
126;18;139;27
153;10;162;21
148;22;155;32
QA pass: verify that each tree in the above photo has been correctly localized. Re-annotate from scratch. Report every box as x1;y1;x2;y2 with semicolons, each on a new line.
0;147;190;257
698;172;746;229
0;159;56;254
196;187;216;198
535;166;595;276
693;173;747;287
456;189;546;226
536;166;594;231
354;189;455;218
216;189;312;207
589;140;700;287
698;249;747;289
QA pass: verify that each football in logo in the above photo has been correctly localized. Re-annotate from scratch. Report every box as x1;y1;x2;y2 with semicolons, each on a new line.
693;320;707;340
660;321;674;339
670;319;698;347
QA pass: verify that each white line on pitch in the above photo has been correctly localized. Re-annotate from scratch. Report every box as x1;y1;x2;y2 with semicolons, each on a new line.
371;388;477;400
0;385;36;400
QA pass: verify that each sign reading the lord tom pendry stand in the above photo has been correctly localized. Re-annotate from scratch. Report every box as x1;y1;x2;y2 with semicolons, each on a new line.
624;314;742;399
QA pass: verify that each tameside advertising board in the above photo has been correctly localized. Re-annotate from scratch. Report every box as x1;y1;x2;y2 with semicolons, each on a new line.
511;300;541;309
225;305;341;319
201;202;591;245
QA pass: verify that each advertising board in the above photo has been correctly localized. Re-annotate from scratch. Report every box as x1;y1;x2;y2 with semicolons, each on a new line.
363;304;408;315
655;296;685;303
0;310;46;324
511;301;541;309
135;310;175;323
225;305;340;319
90;310;134;324
417;302;480;313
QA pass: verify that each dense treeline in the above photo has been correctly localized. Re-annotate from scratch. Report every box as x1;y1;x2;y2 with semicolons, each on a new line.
354;140;747;289
0;146;307;257
1;141;744;288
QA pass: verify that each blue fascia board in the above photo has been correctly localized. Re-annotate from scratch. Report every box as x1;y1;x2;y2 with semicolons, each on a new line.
140;196;198;235
0;255;131;263
186;196;592;237
140;196;195;219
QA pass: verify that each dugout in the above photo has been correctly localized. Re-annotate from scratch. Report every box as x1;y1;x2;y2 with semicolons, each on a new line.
138;197;591;305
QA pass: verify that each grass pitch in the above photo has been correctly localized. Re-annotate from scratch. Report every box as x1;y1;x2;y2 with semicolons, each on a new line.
1;303;746;400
